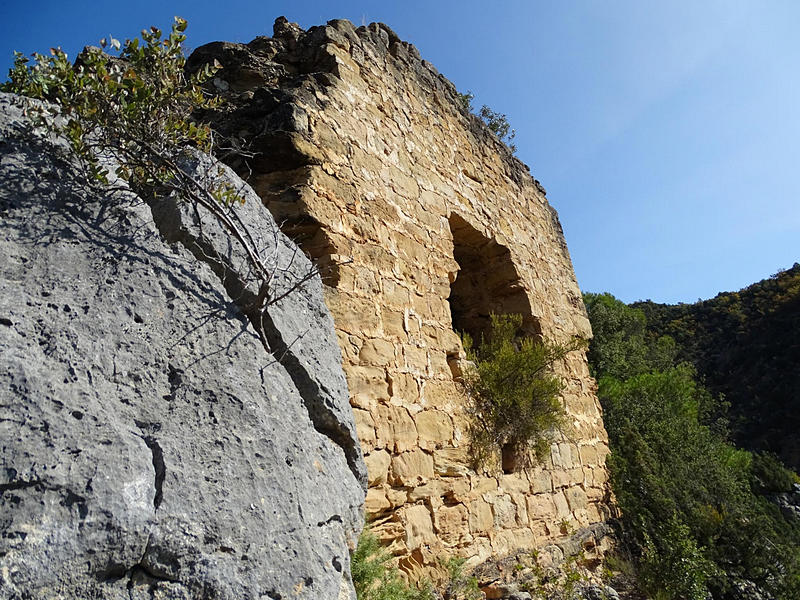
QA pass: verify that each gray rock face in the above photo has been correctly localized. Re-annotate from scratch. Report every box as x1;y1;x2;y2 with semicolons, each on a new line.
0;93;365;599
773;483;800;522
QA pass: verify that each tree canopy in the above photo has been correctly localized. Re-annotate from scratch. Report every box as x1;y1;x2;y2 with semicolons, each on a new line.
633;263;800;470
585;291;800;600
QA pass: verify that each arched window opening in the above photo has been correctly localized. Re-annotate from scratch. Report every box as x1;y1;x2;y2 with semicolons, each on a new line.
447;213;538;344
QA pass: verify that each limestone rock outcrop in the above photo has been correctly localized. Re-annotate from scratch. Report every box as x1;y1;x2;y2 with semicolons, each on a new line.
190;17;614;577
0;93;365;599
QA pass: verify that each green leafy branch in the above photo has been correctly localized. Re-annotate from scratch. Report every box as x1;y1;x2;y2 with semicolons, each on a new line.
478;105;516;153
2;18;319;353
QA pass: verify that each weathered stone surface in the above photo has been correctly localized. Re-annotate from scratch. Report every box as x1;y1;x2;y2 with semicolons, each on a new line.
472;532;621;600
433;447;470;477
433;504;470;544
0;93;364;599
364;450;392;486
416;410;454;450
402;504;436;549
190;15;614;577
527;495;558;522
565;485;589;512
492;496;518;529
469;499;494;533
553;491;571;519
365;488;391;515
391;450;435;486
149;151;367;490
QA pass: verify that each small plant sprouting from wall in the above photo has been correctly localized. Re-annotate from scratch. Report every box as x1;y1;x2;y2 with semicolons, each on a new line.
441;557;482;600
460;313;584;472
457;90;475;113
456;89;517;152
351;529;486;600
478;105;516;153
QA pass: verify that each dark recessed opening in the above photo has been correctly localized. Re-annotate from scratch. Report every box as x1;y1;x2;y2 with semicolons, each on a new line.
448;214;543;473
501;444;522;474
269;213;341;286
447;213;539;344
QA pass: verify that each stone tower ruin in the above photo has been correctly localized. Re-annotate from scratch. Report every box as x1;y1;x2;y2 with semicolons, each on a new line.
190;16;613;576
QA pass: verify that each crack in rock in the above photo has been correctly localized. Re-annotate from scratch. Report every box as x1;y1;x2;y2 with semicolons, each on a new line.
0;479;42;494
134;422;166;510
260;309;364;485
146;168;365;486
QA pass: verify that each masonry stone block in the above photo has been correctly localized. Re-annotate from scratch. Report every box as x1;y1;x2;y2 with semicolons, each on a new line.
391;450;435;486
365;450;392;486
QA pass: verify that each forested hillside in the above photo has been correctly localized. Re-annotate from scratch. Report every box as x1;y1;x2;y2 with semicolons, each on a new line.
584;291;800;600
633;263;800;470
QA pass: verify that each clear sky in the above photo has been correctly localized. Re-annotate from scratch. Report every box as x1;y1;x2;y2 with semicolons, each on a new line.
2;1;798;304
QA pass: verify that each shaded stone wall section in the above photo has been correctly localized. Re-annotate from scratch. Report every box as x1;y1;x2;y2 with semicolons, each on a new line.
194;17;613;578
447;213;538;344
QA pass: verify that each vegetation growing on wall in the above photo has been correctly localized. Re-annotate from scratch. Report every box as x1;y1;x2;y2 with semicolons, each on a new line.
477;105;516;152
350;530;482;600
456;89;517;152
585;292;800;600
460;313;581;472
351;529;434;600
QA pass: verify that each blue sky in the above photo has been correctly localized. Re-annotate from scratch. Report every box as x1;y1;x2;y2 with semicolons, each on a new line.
2;1;798;303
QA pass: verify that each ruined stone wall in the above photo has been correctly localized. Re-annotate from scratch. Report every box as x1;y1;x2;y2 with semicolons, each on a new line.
193;17;612;576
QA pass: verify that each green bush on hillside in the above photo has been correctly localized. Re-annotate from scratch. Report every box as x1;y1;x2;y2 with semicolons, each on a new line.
583;292;676;380
750;451;799;493
631;264;800;469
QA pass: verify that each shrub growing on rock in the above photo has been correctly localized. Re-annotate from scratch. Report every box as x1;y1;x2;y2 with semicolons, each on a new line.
2;18;220;191
1;18;315;353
